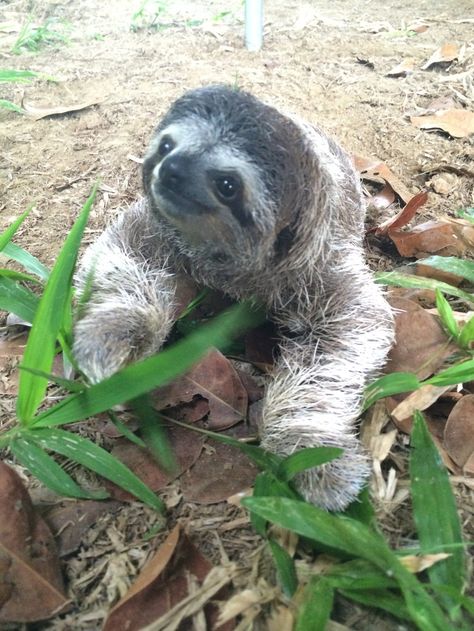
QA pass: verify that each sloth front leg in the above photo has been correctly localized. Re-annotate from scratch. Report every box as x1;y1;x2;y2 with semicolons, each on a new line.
73;200;177;383
261;274;394;511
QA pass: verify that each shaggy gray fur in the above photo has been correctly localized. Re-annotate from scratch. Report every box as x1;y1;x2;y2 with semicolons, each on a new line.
74;85;394;511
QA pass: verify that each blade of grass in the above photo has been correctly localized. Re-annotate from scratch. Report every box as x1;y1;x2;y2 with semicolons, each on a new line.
32;301;264;427
268;539;297;597
0;276;39;323
418;256;474;285
242;496;449;631
427;359;474;386
11;434;108;499
410;411;465;619
17;185;97;423
326;559;398;590
30;427;164;512
0;206;32;251
19;364;86;393
2;241;50;280
458;315;474;350
0;69;39;82
0;268;42;284
0;100;24;114
376;272;474;304
107;410;147;448
276;447;343;482
435;289;459;339
295;578;334;631
131;394;176;474
363;372;421;411
339;588;410;620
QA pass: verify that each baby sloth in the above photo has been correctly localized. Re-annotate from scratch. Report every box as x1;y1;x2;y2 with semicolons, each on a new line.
73;85;394;511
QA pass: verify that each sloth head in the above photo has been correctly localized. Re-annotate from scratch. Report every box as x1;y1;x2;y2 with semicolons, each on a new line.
142;85;315;268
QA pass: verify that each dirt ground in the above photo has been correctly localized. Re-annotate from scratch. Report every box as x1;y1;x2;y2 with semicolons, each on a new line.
1;0;473;629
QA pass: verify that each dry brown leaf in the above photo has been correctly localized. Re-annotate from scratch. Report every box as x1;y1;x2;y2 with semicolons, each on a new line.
104;525;235;631
218;580;277;626
391;384;453;426
353;155;413;204
444;395;474;468
0;462;69;623
386;58;416;77
105;424;204;500
389;220;466;257
369;183;396;211
44;499;121;557
400;553;451;573
422;43;459;69
416;262;463;286
181;439;259;504
0;334;27;395
386;297;454;379
376;190;428;235
266;605;294;631
153;349;248;430
369;429;398;461
411;109;474;138
22;96;103;120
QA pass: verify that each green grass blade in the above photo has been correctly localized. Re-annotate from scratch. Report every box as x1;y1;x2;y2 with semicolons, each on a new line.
32;301;264;427
11;434;108;499
0;276;39;323
243;497;449;631
19;364;86;393
2;241;50;280
326;559;398;590
30;428;164;512
427;359;474;387
107;410;146;448
277;447;343;482
17;186;96;423
435;289;459;339
344;487;376;526
0;207;31;251
268;539;297;597
458;315;474;350
410;412;465;619
0;69;39;82
295;578;334;631
0;100;24;114
339;588;410;620
0;268;42;284
363;372;421;410
418;256;474;285
250;471;298;537
131;395;176;474
376;272;474;304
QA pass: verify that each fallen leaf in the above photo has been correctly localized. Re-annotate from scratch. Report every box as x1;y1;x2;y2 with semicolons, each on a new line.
181;439;259;504
415;262;463;286
153;349;248;430
389;220;466;257
376;190;428;235
105;424;204;500
386;58;416;77
411;109;474;138
391;384;453;428
422;43;459;70
444;395;474;468
386;297;454;379
0;462;69;623
354;155;413;204
43;499;122;557
400;553;451;573
408;23;429;34
103;525;235;631
0;334;27;395
22;96;104;120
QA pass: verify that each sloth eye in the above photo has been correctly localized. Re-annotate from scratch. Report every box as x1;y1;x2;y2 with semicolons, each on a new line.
214;174;241;201
158;135;175;157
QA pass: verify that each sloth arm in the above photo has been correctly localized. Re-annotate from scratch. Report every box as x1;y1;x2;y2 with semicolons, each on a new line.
261;261;394;511
73;199;177;383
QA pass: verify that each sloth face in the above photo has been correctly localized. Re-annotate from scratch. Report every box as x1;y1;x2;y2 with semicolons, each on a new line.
142;86;300;258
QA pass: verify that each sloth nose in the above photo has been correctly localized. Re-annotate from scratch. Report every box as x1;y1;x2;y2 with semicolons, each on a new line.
159;155;188;192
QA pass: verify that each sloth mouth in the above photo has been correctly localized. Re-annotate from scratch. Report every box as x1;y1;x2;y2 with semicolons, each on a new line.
155;183;213;219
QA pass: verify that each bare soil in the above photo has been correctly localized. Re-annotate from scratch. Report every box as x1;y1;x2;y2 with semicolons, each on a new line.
1;0;473;629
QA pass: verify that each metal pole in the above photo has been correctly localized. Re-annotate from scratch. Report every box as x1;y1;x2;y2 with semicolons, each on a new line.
245;0;264;51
